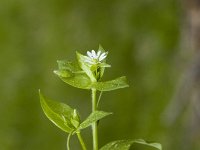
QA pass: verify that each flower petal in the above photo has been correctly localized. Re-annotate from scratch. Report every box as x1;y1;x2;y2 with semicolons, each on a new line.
87;51;93;58
91;50;96;58
97;51;101;58
99;52;107;61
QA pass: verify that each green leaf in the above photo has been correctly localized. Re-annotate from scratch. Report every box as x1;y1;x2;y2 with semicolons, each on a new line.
54;70;129;91
76;51;96;82
132;139;162;150
54;70;92;90
39;91;79;133
100;139;162;150
92;76;129;91
100;140;134;150
57;60;83;73
78;111;112;130
54;60;92;89
54;70;72;78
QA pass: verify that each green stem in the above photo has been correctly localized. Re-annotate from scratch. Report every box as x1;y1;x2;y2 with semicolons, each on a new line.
67;133;71;150
77;132;87;150
92;88;98;150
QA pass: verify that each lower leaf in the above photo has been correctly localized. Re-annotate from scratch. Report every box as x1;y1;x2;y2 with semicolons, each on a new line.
78;110;112;130
100;139;162;150
39;91;79;133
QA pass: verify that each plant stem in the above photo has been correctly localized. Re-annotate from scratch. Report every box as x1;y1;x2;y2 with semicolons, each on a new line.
77;132;87;150
67;133;71;150
92;88;98;150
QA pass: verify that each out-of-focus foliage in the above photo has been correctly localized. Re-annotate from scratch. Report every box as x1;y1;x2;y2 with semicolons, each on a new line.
0;0;186;150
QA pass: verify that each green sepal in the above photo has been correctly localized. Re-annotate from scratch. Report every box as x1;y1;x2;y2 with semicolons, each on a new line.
39;91;80;133
92;76;129;91
78;111;112;130
100;139;162;150
98;44;105;53
99;62;111;68
98;45;107;78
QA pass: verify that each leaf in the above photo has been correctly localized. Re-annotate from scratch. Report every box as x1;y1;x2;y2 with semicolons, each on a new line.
54;70;72;78
76;51;96;82
100;139;162;150
54;70;129;91
78;111;112;130
132;139;162;150
54;59;128;91
39;91;78;133
54;70;92;90
92;76;129;91
100;140;134;150
57;60;83;73
54;60;92;89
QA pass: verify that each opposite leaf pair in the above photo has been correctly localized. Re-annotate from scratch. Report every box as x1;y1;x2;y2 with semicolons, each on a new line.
54;49;128;91
39;91;112;149
39;91;112;134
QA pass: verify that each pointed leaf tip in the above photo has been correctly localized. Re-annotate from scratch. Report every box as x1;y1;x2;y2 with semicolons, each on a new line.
39;92;78;133
100;139;162;150
93;76;129;91
98;44;105;52
78;111;112;130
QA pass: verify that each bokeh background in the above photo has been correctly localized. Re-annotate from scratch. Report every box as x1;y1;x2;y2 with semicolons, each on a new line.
1;0;200;149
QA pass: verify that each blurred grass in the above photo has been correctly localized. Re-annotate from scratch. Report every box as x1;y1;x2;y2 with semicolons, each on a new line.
0;0;185;150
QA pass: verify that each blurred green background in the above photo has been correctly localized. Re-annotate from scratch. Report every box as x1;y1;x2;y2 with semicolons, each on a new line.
0;0;196;150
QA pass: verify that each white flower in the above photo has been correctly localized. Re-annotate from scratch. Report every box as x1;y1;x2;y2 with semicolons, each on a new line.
85;50;108;65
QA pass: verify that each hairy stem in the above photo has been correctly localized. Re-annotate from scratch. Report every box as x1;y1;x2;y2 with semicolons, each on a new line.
77;132;87;150
92;88;98;150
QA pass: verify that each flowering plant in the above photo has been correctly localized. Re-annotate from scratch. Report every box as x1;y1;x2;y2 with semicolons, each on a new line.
39;45;162;150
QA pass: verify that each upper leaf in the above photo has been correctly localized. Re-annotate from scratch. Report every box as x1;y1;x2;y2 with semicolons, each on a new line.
54;69;72;78
54;50;129;91
54;70;92;89
39;91;80;133
57;60;83;73
92;76;129;91
54;60;93;89
132;139;162;150
54;69;129;91
78;111;112;130
76;51;97;82
100;139;162;150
